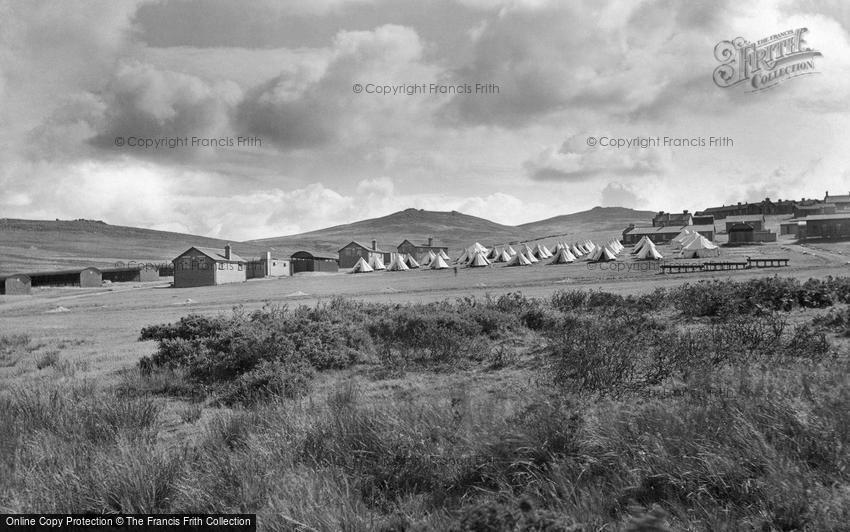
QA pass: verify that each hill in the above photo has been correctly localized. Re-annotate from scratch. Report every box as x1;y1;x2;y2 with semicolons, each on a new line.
248;208;529;256
0;206;655;274
519;206;656;241
0;218;269;274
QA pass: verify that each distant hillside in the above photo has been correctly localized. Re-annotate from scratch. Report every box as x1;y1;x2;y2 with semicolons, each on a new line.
0;206;656;274
519;206;656;239
0;218;268;274
249;208;529;256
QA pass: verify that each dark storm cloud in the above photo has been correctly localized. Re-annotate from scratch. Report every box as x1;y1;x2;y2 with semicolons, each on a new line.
88;62;242;156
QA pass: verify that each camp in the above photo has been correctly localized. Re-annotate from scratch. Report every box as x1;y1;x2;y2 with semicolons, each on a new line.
429;255;450;269
494;248;512;262
386;254;410;271
351;257;374;273
506;251;532;266
405;254;420;268
636;239;663;260
369;253;387;270
549;247;575;264
678;235;720;258
468;251;491;267
588;245;617;262
631;236;650;255
420;250;435;266
534;243;553;259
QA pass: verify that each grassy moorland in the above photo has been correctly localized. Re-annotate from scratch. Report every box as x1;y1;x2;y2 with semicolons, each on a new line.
2;276;850;530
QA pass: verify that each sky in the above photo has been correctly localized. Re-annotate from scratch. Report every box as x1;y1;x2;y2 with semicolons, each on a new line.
1;0;848;241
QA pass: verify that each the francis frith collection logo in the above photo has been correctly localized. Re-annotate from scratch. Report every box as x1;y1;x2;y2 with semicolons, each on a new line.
713;28;822;92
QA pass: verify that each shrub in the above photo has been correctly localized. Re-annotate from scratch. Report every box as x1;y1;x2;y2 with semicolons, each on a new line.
139;314;224;342
493;291;538;314
216;360;313;406
35;350;60;370
550;290;587;312
368;306;484;364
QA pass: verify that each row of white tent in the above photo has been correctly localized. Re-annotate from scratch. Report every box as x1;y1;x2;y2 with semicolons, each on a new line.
351;228;720;273
351;251;450;273
454;238;631;267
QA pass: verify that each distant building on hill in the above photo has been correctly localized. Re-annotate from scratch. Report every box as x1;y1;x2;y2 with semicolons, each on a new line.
697;197;796;219
794;203;836;217
652;210;693;227
691;214;715;226
396;237;449;262
172;244;246;288
825;191;850;211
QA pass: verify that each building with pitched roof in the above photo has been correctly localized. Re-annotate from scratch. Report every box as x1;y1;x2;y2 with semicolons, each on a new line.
338;240;390;269
396;237;449;263
172;244;247;288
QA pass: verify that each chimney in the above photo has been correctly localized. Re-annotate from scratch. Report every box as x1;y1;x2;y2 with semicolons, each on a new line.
683;209;689;214
371;239;377;251
265;251;272;276
428;236;433;247
224;243;232;260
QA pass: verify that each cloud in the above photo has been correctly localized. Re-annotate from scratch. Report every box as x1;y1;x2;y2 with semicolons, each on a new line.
235;24;437;150
356;176;395;197
438;0;735;126
524;134;672;182
600;182;645;208
87;62;242;156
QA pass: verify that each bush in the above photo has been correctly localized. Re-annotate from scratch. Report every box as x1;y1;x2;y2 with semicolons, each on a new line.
550;290;587;312
369;306;485;365
217;360;314;406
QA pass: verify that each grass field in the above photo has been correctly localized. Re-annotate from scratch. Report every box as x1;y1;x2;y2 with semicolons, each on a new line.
1;237;849;530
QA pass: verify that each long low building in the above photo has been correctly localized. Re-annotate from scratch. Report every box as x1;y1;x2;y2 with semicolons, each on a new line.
800;214;850;240
291;251;339;273
622;224;715;245
0;274;31;295
24;267;102;288
100;265;161;283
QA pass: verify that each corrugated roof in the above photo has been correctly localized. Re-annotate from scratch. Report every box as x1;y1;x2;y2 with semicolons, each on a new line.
625;226;658;235
802;214;850;221
339;241;385;253
291;250;338;260
797;203;835;210
175;246;246;262
0;273;31;281
725;214;765;222
18;267;102;278
655;225;690;233
690;224;716;232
